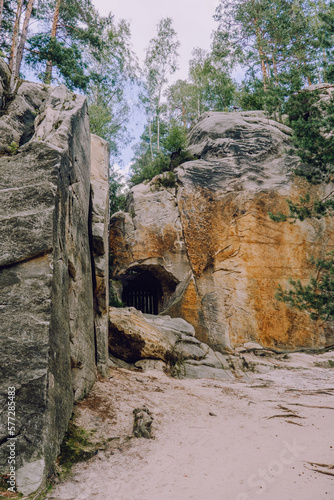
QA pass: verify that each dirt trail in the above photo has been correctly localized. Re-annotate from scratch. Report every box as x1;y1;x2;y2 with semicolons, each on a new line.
47;355;334;500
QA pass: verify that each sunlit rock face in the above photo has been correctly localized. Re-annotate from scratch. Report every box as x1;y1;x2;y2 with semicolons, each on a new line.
110;110;334;353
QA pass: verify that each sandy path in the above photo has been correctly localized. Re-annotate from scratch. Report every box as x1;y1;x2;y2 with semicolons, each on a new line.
47;361;334;500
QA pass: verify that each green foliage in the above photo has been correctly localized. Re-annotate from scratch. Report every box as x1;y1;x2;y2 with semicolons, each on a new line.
213;0;327;116
188;47;236;114
109;280;125;307
162;122;187;154
271;88;334;322
318;1;334;82
165;79;199;126
7;141;19;155
151;171;176;189
86;18;138;161
27;35;90;91
57;420;97;474
129;122;192;186
276;252;334;321
25;0;103;90
142;17;180;154
0;0;15;59
130;152;169;186
270;90;334;223
109;168;127;216
285;90;334;185
237;76;266;111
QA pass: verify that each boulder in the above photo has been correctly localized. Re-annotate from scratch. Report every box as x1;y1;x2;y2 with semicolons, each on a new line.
108;307;175;363
110;110;334;352
143;314;196;337
174;343;207;361
182;363;234;381
108;307;237;381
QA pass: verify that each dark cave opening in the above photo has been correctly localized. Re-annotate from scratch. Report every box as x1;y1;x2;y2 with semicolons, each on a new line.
121;265;179;315
122;269;163;315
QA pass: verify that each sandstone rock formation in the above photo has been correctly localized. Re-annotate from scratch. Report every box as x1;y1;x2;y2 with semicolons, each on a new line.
108;308;233;380
110;110;334;353
91;134;110;377
0;61;109;495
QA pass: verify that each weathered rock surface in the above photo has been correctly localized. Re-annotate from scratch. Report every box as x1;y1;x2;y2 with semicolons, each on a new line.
110;110;334;353
108;308;236;380
0;59;10;109
91;134;110;377
109;308;176;363
0;61;109;495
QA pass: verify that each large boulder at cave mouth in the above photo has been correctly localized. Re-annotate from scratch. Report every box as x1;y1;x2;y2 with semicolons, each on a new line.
108;307;211;364
110;109;334;353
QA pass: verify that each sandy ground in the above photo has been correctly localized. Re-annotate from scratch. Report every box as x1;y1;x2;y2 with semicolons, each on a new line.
47;353;334;500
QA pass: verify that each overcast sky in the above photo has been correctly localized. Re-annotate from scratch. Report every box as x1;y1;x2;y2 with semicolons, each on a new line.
92;0;220;168
93;0;219;81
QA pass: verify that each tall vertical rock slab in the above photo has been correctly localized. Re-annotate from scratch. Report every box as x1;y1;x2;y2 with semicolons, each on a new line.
0;82;96;495
90;134;110;376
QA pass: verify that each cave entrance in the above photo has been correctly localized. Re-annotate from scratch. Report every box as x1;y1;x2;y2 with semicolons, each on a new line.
122;269;163;315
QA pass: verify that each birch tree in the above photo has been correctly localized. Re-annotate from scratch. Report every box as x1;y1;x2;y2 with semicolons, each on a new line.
143;17;180;152
15;0;34;78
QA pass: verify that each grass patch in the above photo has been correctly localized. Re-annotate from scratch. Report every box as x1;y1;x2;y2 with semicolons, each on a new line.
7;141;19;156
151;171;177;190
56;421;98;475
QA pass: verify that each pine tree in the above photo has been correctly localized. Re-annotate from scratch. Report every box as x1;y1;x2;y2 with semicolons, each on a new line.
271;87;334;321
213;0;324;114
26;0;103;90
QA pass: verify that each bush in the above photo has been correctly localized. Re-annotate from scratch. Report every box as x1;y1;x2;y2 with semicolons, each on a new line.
151;171;176;189
129;123;193;186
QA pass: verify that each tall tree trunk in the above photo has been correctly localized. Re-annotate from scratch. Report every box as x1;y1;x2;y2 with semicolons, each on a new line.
272;54;278;85
148;120;153;161
44;0;62;84
272;41;278;85
15;0;34;78
9;0;23;93
254;23;268;90
157;88;161;152
182;103;186;128
0;0;4;33
157;114;160;152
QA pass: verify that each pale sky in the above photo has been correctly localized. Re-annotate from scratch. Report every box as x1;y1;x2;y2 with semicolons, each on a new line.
93;0;219;81
91;0;220;168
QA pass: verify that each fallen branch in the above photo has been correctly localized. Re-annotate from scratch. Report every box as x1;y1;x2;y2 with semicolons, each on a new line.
267;414;304;419
285;420;303;426
288;403;334;410
306;462;334;477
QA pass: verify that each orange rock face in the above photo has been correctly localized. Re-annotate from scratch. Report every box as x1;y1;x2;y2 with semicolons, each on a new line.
110;111;334;352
